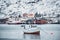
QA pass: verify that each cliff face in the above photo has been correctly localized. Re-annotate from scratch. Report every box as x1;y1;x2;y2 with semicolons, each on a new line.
0;0;60;18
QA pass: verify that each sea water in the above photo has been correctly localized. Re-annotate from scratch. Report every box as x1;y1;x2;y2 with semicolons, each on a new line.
0;24;60;40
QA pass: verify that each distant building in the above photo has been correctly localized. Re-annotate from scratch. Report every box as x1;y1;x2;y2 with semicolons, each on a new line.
23;13;35;18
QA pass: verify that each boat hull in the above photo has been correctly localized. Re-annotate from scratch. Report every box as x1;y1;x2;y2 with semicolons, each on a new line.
24;31;40;34
7;23;21;24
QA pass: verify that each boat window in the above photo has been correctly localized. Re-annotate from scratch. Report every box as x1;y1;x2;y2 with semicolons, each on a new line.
31;25;37;28
9;21;12;22
21;25;25;27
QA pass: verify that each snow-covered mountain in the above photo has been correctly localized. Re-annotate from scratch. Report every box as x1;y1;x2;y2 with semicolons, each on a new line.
0;0;60;18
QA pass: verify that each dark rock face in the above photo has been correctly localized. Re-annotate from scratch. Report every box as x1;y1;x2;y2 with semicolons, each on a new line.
58;20;60;24
0;18;8;24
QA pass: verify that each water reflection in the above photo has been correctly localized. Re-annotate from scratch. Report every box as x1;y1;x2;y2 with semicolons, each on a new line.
23;34;40;39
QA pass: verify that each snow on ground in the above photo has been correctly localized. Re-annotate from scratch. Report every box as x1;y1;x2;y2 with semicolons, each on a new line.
0;0;60;17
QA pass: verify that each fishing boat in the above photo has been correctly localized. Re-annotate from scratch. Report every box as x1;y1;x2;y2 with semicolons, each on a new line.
6;17;28;24
21;25;40;34
6;18;21;24
7;21;21;24
34;19;47;24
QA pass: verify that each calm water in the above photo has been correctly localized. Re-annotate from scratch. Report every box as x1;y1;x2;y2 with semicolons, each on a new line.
0;24;60;40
